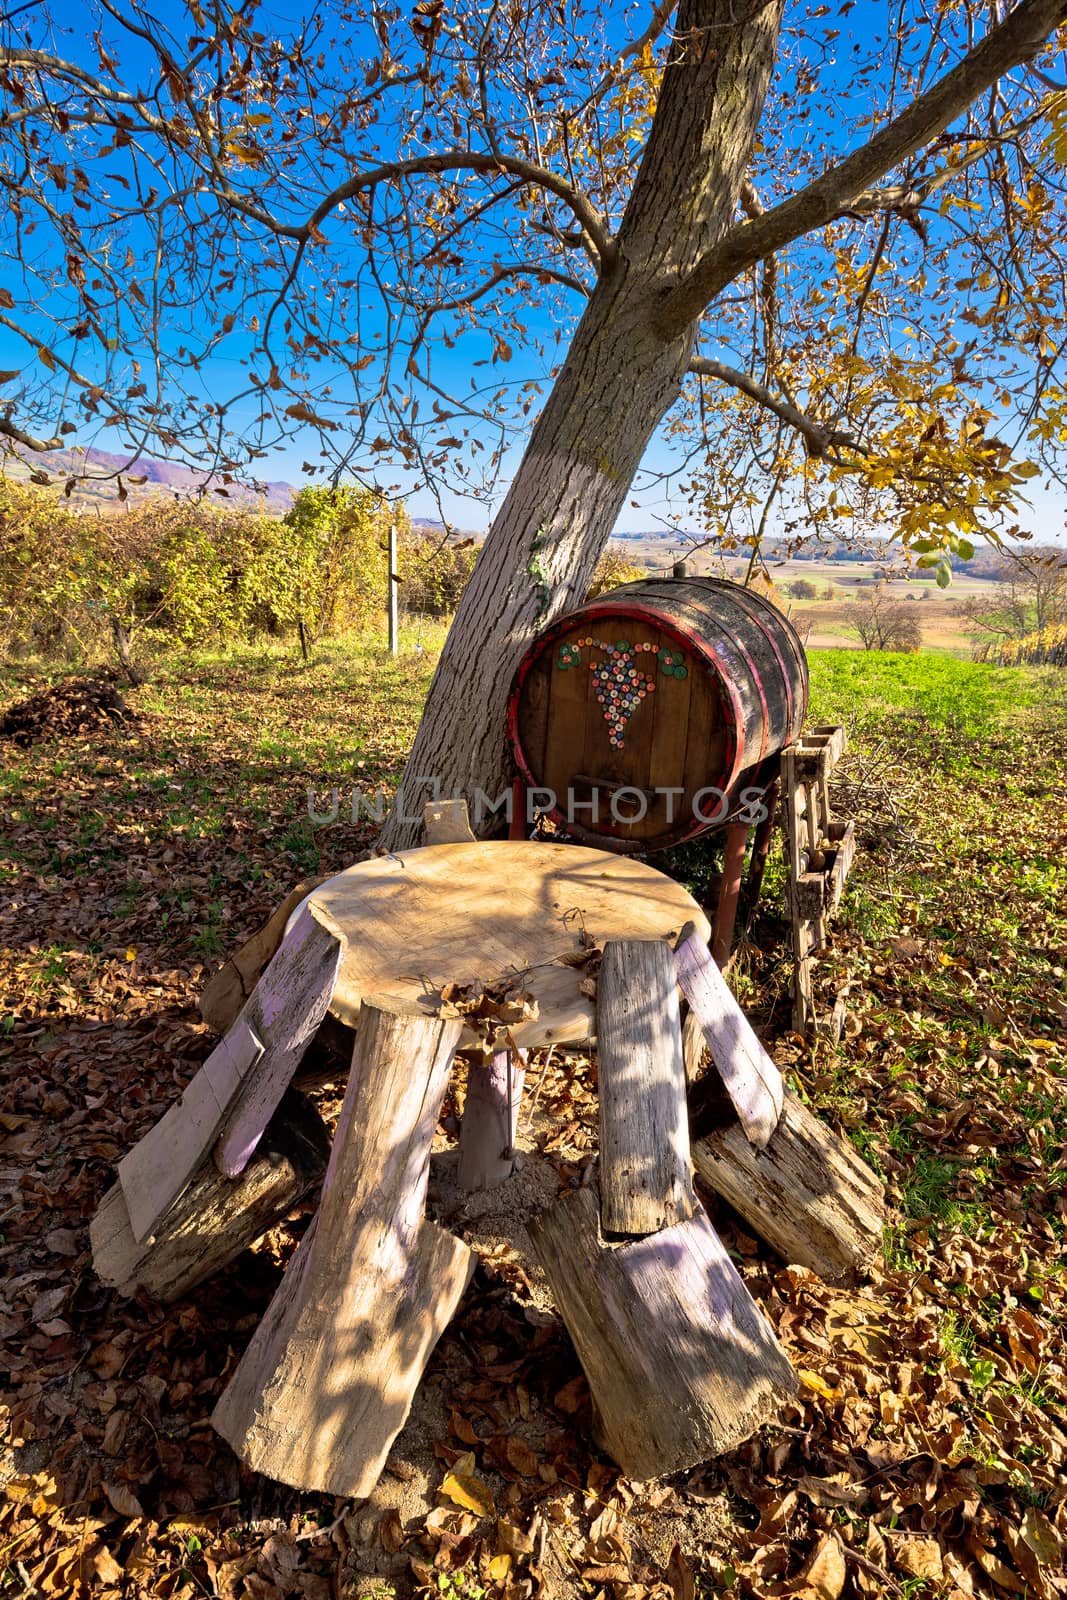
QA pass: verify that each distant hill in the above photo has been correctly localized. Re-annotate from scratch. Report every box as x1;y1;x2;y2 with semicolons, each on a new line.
2;445;295;511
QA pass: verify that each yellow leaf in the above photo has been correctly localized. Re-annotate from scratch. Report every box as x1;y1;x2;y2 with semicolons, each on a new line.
126;947;137;962
1021;1506;1061;1566
487;1554;512;1582
799;1370;839;1403
440;1472;495;1518
1026;1039;1057;1051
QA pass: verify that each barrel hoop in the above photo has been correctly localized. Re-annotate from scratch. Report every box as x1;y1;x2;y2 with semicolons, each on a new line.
698;579;798;738
701;578;809;738
507;598;746;805
618;578;809;743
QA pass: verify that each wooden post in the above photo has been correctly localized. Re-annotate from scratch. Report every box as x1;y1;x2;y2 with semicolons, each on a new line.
198;874;329;1035
528;1187;796;1479
91;1092;330;1303
116;905;342;1241
674;922;783;1148
745;775;779;910
422;796;476;844
711;821;749;967
388;521;399;657
457;1049;527;1191
597;940;695;1235
691;1089;884;1285
212;1003;473;1500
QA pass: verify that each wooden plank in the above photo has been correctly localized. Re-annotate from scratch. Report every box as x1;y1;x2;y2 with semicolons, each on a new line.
214;907;344;1177
691;1088;884;1285
422;797;476;844
198;874;329;1034
119;905;342;1241
92;1092;330;1303
457;1049;527;1191
597;940;695;1236
673;922;783;1147
528;1187;797;1479
212;1003;472;1500
826;820;856;914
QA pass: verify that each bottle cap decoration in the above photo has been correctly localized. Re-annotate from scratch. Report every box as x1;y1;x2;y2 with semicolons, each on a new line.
556;635;687;748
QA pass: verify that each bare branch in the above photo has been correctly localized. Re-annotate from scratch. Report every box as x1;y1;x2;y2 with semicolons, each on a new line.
0;413;63;451
656;0;1067;337
688;355;860;459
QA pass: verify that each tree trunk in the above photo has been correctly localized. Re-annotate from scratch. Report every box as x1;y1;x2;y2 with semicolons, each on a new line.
110;616;141;686
378;0;786;849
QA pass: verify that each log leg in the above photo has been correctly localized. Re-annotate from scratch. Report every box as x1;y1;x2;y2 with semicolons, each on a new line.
691;1088;884;1285
90;1090;330;1304
528;1187;796;1479
457;1049;527;1191
212;1003;472;1500
674;922;783;1148
712;822;749;967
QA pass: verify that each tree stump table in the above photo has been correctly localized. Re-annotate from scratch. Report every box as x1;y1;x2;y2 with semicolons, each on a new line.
94;840;883;1498
283;840;710;1050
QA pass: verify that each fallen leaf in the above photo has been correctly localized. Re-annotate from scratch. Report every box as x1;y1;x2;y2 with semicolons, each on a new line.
890;1534;943;1583
1020;1506;1061;1566
504;1435;538;1476
667;1541;695;1600
785;1534;846;1600
103;1482;144;1520
440;1472;495;1518
379;1509;404;1553
798;1369;839;1403
92;1545;124;1584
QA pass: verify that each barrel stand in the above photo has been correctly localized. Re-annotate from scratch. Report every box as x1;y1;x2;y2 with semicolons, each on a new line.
781;726;856;1036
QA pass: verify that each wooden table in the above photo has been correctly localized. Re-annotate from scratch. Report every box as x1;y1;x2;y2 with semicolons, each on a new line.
286;840;709;1049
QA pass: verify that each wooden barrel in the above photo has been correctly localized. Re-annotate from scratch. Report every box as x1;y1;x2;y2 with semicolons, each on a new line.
508;576;808;851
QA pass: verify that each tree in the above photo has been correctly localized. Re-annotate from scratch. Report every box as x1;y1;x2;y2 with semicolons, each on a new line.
959;543;1067;641
3;0;1067;842
851;585;923;652
788;578;818;601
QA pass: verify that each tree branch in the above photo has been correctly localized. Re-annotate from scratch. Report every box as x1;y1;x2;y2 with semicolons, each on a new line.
656;0;1067;337
302;152;615;268
688;355;859;458
0;413;63;451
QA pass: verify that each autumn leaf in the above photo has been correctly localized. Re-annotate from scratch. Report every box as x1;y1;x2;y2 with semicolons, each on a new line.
103;1482;144;1520
784;1534;846;1600
1020;1507;1061;1566
440;1472;495;1518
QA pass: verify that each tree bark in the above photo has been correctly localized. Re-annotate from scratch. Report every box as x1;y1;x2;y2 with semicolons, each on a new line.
378;0;786;848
